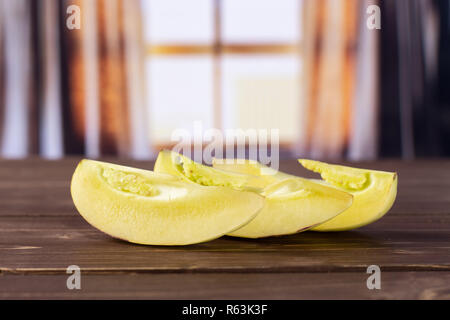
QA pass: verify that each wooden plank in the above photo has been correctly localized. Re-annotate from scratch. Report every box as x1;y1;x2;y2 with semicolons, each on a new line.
0;215;448;273
0;159;449;274
1;272;449;299
0;159;450;298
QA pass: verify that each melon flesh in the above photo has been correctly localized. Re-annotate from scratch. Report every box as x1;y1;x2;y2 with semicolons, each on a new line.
70;159;264;245
156;153;353;238
154;150;263;191
227;177;354;238
212;158;288;188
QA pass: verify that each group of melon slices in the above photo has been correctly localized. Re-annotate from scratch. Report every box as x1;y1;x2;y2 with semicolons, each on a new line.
70;150;398;245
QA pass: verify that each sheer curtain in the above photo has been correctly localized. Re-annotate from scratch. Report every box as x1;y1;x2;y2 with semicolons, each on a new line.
299;0;378;160
0;0;150;159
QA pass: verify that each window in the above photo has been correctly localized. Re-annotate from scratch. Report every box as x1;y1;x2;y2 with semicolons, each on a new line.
141;0;303;147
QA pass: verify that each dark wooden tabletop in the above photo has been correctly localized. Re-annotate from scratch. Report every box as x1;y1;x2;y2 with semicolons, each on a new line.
1;158;449;299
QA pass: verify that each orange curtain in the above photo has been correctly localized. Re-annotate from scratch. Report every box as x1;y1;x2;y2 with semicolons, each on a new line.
62;0;148;158
300;0;375;160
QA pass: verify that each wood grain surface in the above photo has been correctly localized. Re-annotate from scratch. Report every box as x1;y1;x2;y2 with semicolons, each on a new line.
1;158;449;299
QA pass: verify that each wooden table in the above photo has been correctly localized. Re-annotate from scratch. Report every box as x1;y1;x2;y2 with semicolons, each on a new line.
0;158;449;299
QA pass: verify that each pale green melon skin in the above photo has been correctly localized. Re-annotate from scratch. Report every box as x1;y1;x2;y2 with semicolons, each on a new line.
71;160;264;245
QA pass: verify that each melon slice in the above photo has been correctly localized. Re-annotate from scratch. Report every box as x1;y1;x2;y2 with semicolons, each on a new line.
228;177;354;238
155;152;353;238
298;159;398;231
70;159;264;245
214;158;398;232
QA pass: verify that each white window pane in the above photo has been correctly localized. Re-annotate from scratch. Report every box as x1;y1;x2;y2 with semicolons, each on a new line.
142;0;214;44
222;55;303;143
147;56;214;144
221;0;301;44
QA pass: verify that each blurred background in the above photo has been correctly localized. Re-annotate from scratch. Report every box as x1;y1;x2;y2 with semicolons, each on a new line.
0;0;448;161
